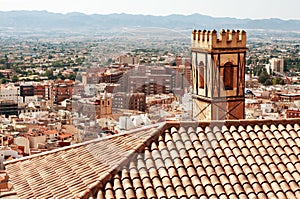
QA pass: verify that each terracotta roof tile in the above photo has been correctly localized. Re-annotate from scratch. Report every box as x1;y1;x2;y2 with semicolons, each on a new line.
5;119;300;198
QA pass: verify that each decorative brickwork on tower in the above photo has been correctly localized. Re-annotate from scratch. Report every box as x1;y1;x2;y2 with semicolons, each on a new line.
191;29;247;120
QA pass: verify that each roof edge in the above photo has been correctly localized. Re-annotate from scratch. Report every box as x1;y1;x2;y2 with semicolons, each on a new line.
164;118;300;129
4;122;166;166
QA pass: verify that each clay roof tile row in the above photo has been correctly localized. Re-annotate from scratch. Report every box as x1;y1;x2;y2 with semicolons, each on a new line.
4;119;300;199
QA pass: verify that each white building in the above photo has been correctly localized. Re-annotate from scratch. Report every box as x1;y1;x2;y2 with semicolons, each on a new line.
260;103;273;114
0;147;21;169
265;64;271;75
0;84;20;103
14;137;30;155
118;114;151;131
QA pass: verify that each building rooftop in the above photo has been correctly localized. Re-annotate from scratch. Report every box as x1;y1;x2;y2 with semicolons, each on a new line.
4;119;300;199
279;93;300;97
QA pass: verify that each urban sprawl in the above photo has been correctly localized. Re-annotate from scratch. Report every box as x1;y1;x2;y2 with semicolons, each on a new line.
0;29;300;171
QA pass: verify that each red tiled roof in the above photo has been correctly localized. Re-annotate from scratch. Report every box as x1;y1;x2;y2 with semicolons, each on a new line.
43;130;58;135
58;132;73;139
4;119;300;199
5;123;165;199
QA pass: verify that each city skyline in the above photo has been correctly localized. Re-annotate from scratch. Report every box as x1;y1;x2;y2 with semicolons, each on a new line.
1;0;300;20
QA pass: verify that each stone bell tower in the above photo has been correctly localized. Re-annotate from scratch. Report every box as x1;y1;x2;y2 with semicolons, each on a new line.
191;29;247;120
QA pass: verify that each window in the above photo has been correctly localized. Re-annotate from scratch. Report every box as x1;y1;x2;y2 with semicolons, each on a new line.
223;62;234;90
198;61;205;89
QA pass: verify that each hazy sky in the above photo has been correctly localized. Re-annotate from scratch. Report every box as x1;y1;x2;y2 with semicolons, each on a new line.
1;0;299;20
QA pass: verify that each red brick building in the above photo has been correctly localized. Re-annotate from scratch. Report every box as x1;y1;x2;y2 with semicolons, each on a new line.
52;80;74;104
286;109;300;118
113;92;146;112
33;85;47;98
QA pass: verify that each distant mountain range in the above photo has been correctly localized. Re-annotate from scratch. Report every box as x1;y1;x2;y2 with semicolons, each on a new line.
0;11;300;32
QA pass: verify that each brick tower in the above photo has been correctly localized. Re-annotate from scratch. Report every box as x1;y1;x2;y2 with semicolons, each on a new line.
191;29;247;120
96;91;112;119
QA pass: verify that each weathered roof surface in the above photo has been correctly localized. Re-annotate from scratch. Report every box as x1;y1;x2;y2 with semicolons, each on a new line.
96;120;300;199
4;123;165;199
4;119;300;199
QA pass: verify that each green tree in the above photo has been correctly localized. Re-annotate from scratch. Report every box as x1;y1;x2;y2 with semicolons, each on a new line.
11;75;18;83
44;69;56;80
258;70;270;84
52;61;62;67
264;79;272;86
272;77;285;85
1;78;8;84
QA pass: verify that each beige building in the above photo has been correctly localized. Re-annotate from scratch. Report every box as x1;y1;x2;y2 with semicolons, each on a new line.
28;135;46;149
72;92;112;119
117;54;139;65
13;137;30;155
269;57;284;74
191;29;247;120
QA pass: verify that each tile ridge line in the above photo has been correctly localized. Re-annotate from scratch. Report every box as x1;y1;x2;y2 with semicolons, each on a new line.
4;122;166;166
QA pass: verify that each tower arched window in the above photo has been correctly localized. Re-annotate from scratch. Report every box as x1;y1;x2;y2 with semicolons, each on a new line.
198;61;205;89
223;62;234;90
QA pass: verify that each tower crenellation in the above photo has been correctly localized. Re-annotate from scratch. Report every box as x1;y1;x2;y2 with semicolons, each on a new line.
191;29;246;50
